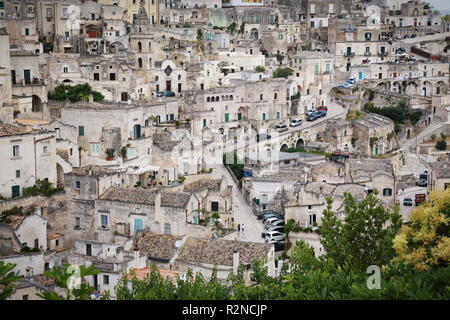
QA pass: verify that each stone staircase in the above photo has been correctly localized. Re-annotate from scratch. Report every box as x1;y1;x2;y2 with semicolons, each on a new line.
399;153;427;178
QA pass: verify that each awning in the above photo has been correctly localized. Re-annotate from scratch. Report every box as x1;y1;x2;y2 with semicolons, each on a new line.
132;165;160;175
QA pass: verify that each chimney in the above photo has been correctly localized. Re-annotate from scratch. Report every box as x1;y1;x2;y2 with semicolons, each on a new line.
233;249;239;275
88;94;94;103
154;192;163;224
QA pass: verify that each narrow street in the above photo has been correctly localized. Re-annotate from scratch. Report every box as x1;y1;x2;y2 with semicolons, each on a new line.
211;163;265;243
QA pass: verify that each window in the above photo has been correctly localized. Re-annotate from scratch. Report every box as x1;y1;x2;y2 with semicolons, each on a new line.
164;223;171;234
78;126;84;136
110;73;116;81
12;145;20;157
25;28;30;36
100;214;109;229
383;188;393;196
94;73;99;81
274;93;278;100
134;219;143;232
261;193;268;204
309;214;317;226
75;217;81;229
90;143;100;156
103;275;110;285
62;7;68;18
22;295;29;300
63;67;68;73
75;181;80;189
16;170;20;178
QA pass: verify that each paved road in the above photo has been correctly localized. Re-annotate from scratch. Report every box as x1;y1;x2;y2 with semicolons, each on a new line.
211;163;265;243
397;186;427;222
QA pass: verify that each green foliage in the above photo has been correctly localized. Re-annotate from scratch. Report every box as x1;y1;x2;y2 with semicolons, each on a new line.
38;264;99;300
223;152;244;181
20;246;40;253
226;22;237;35
319;193;402;271
239;22;245;35
196;28;203;40
22;179;63;197
255;66;265;72
0;262;20;300
48;83;104;103
436;139;447;151
272;67;293;79
441;133;447;140
105;148;115;158
364;103;422;125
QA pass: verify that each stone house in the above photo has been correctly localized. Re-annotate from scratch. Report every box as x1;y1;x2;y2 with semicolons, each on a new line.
174;238;275;281
0;122;56;199
95;186;199;242
136;232;185;269
183;175;233;218
429;160;450;191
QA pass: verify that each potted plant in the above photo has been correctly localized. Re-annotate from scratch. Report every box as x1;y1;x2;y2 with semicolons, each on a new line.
121;146;127;160
105;148;115;161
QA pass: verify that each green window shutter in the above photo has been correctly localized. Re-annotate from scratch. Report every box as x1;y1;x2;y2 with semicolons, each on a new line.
78;126;84;136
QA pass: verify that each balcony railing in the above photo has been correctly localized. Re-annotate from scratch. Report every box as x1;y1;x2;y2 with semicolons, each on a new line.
344;52;355;57
378;52;388;57
364;52;372;56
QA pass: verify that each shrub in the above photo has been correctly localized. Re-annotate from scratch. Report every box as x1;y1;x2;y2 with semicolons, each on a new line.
255;66;265;72
105;148;115;159
272;67;293;79
441;133;447;140
48;83;104;103
436;140;447;151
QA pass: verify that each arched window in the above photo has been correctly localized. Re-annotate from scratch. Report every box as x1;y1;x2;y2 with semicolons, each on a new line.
216;96;220;101
229;95;233;101
138;58;143;68
207;97;211;102
138;42;142;52
149;42;152;51
383;188;393;196
155;76;159;81
149;58;152;68
178;74;181;80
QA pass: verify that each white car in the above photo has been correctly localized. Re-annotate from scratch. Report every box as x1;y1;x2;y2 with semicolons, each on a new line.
290;118;302;127
264;217;284;227
265;231;286;242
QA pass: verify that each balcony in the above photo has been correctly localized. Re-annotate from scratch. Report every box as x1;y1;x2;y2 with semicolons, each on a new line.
364;52;372;56
378;52;388;57
344;52;355;57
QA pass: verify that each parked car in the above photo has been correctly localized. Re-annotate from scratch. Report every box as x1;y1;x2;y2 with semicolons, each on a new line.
264;217;284;227
162;91;176;97
273;124;289;133
265;225;285;233
403;197;413;206
269;220;285;227
419;170;428;180
262;213;283;223
307;113;319;121
362;58;370;64
317;110;327;118
261;226;285;238
265;239;286;251
305;109;316;117
415;194;426;206
347;78;356;85
290;118;302;127
317;106;328;112
256;210;279;219
416;180;428;187
265;231;286;242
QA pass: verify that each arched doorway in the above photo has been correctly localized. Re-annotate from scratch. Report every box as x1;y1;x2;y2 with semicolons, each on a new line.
250;28;259;40
32;95;42;112
56;163;64;188
422;81;432;97
436;81;446;95
280;144;289;152
296;138;305;149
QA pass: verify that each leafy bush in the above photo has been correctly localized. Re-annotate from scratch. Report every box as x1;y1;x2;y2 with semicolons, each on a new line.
255;66;265;72
272;67;293;79
22;179;63;198
436;140;447;150
48;83;104;103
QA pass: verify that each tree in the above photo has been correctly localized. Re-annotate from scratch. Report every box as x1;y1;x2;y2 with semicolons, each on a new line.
196;28;203;41
226;22;237;35
38;264;100;300
393;189;450;271
255;66;265;72
0;262;20;300
436;140;447;151
48;83;104;103
319;193;402;271
272;67;293;79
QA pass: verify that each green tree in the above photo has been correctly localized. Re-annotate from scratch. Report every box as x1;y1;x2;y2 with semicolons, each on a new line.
436;140;447;151
0;262;20;300
196;28;203;40
37;264;100;300
226;22;237;35
255;66;265;72
48;83;104;103
319;193;402;271
272;67;293;79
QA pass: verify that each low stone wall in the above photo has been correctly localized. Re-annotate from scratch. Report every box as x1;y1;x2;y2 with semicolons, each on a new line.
0;196;48;212
185;223;211;239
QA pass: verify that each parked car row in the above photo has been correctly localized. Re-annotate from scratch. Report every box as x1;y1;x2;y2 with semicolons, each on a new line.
306;109;327;121
338;78;356;89
256;210;286;251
